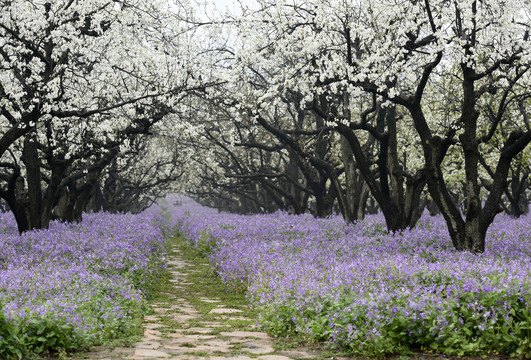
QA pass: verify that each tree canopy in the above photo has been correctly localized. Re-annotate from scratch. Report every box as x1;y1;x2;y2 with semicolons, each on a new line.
1;0;530;252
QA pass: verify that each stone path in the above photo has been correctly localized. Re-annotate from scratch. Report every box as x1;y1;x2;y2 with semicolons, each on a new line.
79;242;322;360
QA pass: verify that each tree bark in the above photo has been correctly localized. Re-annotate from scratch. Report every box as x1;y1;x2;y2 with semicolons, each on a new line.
336;111;426;232
41;160;67;226
340;134;367;223
22;136;43;230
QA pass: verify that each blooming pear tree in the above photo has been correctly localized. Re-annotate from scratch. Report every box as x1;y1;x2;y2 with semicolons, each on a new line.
376;0;529;252
0;0;208;232
220;0;430;228
213;0;531;251
326;0;530;251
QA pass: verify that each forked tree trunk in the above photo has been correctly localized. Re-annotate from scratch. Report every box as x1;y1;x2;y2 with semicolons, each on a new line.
503;166;529;218
409;99;531;252
336;107;426;232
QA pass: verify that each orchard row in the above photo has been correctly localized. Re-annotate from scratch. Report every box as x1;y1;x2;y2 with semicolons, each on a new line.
1;1;531;253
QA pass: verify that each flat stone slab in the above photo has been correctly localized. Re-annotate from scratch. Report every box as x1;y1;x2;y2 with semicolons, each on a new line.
136;341;161;349
182;327;215;334
220;331;269;339
153;307;170;313
208;308;243;314
241;341;275;354
184;334;217;340
164;337;197;344
143;332;162;341
165;332;187;339
132;348;171;358
166;334;217;344
164;342;231;353
172;314;198;322
170;305;198;314
258;356;293;360
203;323;225;328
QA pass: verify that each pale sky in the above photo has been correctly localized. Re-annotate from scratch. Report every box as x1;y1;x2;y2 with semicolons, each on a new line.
198;0;258;19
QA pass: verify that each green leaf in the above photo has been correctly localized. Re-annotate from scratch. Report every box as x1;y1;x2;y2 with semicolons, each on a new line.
503;334;514;342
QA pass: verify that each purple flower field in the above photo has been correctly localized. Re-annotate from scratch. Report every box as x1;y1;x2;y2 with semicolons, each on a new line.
3;193;529;358
0;211;166;355
171;197;531;357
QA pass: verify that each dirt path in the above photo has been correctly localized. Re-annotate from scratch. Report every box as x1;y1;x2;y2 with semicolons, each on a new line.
79;238;323;360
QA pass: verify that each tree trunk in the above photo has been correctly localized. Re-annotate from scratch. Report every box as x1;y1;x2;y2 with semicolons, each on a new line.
22;137;43;229
54;185;78;222
4;191;29;234
314;188;334;218
336;112;426;232
286;156;308;214
505;167;529;218
41;160;66;226
409;90;489;253
340;134;367;223
71;186;94;222
357;181;369;219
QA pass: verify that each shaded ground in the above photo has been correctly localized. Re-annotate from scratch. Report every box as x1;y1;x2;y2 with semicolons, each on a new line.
75;236;514;360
